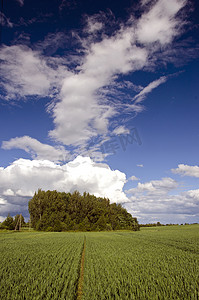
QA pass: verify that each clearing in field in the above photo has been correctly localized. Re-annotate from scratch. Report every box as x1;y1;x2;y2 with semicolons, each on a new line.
0;225;198;299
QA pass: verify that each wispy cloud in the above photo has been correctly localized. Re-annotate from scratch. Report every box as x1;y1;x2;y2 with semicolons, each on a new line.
133;76;168;103
59;0;77;12
0;12;14;28
49;0;187;147
0;44;70;101
16;0;24;6
0;0;188;150
84;13;105;34
112;126;130;135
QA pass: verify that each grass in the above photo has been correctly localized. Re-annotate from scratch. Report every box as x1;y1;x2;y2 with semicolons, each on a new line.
0;225;198;299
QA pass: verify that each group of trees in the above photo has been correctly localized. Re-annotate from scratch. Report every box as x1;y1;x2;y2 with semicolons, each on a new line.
140;222;163;227
29;189;140;232
139;222;195;227
0;214;26;230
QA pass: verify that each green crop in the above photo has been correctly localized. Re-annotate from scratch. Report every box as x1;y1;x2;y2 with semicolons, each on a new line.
0;232;84;300
83;225;199;300
0;225;198;299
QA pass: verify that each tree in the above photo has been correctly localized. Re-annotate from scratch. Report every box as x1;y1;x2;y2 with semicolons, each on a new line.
0;214;14;230
28;190;140;232
14;214;25;230
78;217;91;231
95;215;107;231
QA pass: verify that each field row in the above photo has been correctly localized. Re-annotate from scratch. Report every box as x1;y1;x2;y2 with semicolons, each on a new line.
0;232;84;299
83;229;199;299
0;225;199;299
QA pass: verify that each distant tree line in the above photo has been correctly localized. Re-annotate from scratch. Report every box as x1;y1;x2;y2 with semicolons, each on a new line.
28;189;140;232
140;222;162;227
139;222;195;227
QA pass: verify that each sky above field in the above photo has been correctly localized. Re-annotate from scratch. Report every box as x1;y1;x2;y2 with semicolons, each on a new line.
0;0;199;224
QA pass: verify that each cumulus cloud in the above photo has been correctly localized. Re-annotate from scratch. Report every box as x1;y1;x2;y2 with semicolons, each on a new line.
0;156;128;219
125;177;199;224
3;189;15;196
2;136;69;162
171;164;199;178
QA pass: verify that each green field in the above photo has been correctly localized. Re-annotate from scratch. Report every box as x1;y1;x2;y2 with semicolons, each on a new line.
0;225;199;299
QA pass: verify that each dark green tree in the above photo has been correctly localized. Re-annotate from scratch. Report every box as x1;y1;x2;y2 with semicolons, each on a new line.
0;214;15;230
28;190;140;232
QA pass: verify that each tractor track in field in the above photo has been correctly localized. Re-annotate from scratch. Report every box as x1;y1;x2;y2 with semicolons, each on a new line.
77;236;86;300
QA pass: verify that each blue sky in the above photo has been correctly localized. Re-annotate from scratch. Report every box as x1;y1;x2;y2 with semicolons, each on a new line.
0;0;199;224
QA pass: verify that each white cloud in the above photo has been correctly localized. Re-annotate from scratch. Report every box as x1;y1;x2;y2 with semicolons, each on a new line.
172;164;199;178
137;164;144;168
0;45;51;99
49;28;148;145
112;126;130;135
136;0;186;45
0;45;70;101
125;177;199;224
0;156;128;218
127;177;178;195
129;176;139;181
38;0;189;147
3;189;15;196
0;197;7;205
16;189;33;197
85;14;104;34
133;76;168;103
186;189;199;199
0;0;187;149
49;73;116;145
2;136;69;162
88;21;103;33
